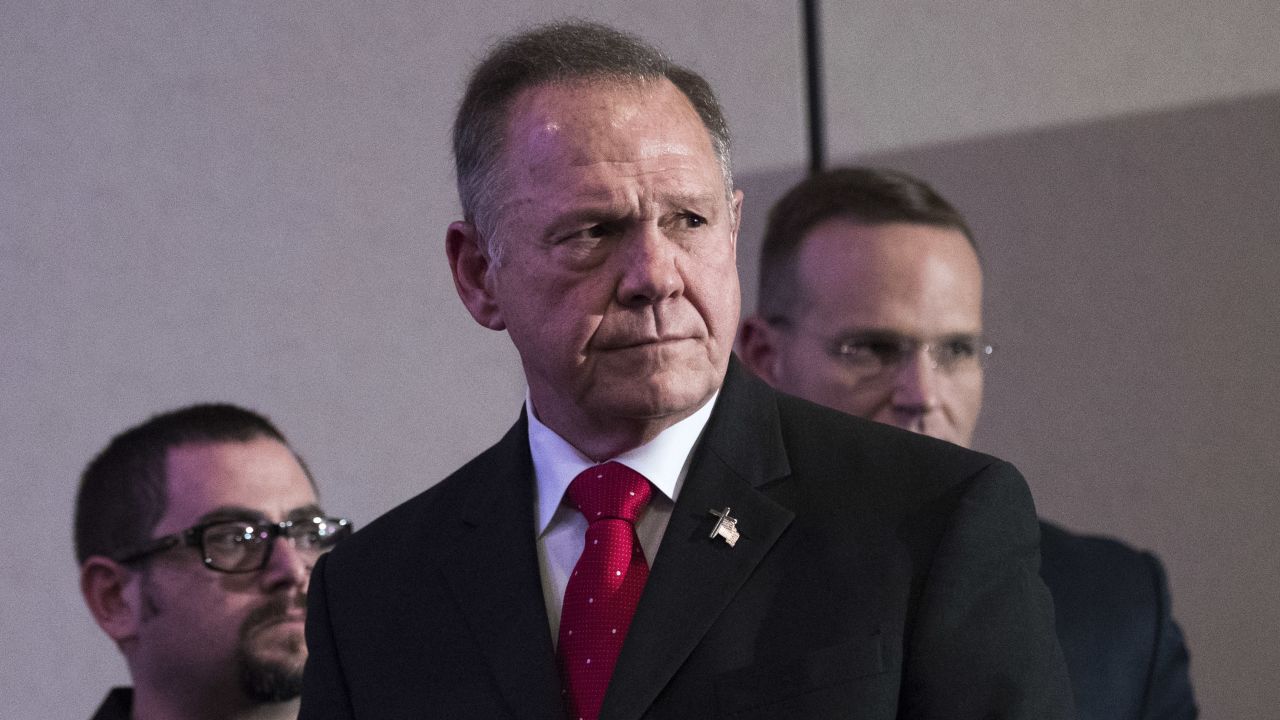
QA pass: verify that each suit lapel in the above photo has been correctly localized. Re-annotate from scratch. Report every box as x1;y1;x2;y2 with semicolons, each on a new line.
435;412;565;720
602;360;796;720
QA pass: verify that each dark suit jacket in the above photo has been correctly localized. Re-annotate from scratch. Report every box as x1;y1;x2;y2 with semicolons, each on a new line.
1041;522;1197;720
88;688;132;720
300;361;1072;719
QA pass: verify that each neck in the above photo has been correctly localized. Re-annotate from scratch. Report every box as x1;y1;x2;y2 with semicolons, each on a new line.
550;415;692;463
530;401;711;463
129;681;300;720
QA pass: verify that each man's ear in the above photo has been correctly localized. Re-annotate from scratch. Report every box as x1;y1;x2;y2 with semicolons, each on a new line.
736;315;782;386
80;557;141;645
445;221;506;331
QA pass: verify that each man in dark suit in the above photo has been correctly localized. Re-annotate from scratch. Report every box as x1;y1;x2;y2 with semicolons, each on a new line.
737;166;1197;720
299;22;1072;719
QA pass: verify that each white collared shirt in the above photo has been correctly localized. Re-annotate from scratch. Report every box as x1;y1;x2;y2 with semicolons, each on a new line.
528;391;719;644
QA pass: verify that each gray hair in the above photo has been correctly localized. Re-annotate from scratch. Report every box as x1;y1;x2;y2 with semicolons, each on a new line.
452;20;734;265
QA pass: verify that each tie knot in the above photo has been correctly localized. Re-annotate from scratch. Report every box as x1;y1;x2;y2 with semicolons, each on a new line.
567;462;652;524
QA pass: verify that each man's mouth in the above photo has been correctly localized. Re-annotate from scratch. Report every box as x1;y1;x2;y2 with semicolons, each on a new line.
250;612;305;634
241;596;307;640
598;336;690;351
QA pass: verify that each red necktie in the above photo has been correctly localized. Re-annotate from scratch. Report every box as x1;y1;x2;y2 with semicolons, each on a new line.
557;462;652;720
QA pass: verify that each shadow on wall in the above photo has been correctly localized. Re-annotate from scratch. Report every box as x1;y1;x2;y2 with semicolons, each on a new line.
734;166;807;319
734;90;1280;720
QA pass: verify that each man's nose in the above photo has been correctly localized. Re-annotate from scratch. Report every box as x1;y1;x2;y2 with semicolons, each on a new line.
260;536;310;592
891;348;940;412
616;225;683;306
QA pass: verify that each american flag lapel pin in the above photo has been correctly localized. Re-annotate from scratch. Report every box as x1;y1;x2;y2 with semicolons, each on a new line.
708;507;740;547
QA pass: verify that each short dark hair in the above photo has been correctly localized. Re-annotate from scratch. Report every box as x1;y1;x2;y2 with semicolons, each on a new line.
452;20;733;263
74;403;312;565
757;166;976;320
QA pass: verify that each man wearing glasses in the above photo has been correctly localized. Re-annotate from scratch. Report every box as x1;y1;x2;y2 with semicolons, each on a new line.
75;403;351;720
738;166;1197;720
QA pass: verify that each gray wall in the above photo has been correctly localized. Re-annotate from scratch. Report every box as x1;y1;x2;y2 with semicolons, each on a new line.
1;2;804;715
3;2;1275;717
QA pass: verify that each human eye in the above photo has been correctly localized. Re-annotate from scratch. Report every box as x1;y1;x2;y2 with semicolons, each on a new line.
659;207;710;238
289;517;347;550
295;515;340;543
934;336;983;368
833;337;900;366
285;518;325;549
203;521;261;553
681;212;707;229
560;220;618;243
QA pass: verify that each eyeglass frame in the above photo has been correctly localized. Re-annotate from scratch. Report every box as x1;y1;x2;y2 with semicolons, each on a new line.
111;515;353;574
765;316;994;376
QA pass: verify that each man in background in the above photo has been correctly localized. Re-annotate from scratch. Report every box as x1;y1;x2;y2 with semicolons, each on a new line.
301;21;1072;720
76;403;351;720
738;165;1197;720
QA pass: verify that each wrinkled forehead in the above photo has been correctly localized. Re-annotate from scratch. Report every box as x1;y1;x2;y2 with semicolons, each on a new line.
159;438;318;531
504;78;719;172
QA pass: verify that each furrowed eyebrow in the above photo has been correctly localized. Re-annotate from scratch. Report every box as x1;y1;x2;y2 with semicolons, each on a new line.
660;190;720;214
532;190;724;243
669;189;718;204
285;504;326;521
195;505;269;525
936;332;983;344
534;201;627;239
833;329;982;344
193;503;325;525
833;328;904;343
549;207;622;229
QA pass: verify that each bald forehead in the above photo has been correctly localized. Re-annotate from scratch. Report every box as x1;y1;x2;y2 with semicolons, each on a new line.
503;78;713;168
792;219;983;331
495;78;728;224
160;438;317;530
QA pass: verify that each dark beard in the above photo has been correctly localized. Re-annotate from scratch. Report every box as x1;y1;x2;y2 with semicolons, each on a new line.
235;593;307;703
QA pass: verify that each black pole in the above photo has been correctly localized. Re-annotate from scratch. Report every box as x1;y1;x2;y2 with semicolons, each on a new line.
802;0;826;175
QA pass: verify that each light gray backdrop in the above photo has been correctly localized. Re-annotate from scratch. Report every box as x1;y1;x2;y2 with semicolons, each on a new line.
3;2;1276;717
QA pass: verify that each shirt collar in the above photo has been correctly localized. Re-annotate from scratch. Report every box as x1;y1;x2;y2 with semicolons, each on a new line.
528;390;720;536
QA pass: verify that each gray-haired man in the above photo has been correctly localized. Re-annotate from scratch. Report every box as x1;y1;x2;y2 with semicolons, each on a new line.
301;24;1072;720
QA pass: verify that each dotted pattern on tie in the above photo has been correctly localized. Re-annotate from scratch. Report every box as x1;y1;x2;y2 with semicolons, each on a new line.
557;462;652;720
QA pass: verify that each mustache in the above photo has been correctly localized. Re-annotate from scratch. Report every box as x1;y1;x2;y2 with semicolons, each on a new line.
240;592;307;638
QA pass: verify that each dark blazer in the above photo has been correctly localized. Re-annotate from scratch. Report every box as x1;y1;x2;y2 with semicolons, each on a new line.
88;688;132;720
1041;522;1197;720
301;361;1072;719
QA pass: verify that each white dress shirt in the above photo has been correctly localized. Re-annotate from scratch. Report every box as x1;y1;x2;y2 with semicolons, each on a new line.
528;391;720;645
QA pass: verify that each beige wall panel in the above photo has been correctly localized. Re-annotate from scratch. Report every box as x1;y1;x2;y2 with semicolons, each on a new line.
810;6;1279;714
735;91;1279;720
853;93;1279;720
0;1;804;715
821;2;1280;155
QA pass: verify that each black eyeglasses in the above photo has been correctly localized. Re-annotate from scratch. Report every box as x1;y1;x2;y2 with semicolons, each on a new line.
113;516;353;573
